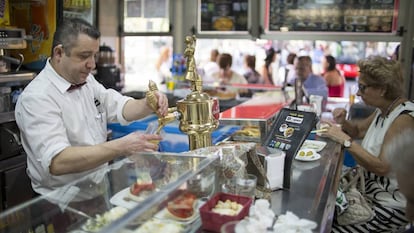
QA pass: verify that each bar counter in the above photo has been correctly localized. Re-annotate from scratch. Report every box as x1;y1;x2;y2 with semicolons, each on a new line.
270;138;343;233
193;138;343;233
116;91;345;232
0;128;343;233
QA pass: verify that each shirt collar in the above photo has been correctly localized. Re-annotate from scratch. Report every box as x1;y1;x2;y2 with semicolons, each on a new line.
45;58;88;93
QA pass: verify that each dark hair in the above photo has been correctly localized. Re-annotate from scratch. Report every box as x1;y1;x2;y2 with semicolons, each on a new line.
52;18;100;56
244;55;256;70
218;53;232;69
358;56;404;99
287;53;296;65
393;45;400;60
297;55;312;67
264;48;275;68
211;49;219;61
325;55;337;71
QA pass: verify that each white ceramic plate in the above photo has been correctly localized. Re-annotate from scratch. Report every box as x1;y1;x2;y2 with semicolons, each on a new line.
110;187;139;210
295;149;321;161
301;140;327;152
110;187;157;210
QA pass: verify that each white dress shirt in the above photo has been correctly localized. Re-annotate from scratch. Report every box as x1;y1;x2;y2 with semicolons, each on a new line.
15;59;132;195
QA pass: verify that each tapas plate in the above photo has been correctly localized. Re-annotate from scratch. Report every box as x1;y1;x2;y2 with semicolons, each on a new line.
110;187;158;210
154;200;202;223
301;140;327;152
110;187;139;210
295;149;321;162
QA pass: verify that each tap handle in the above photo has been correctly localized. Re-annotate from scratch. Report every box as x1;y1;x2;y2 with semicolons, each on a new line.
146;80;161;116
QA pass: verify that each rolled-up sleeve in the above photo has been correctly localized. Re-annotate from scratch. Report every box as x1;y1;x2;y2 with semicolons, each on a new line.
16;93;70;176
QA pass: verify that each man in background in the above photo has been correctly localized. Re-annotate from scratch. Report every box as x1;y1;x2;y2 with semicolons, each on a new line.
202;49;220;83
386;129;414;232
294;55;328;99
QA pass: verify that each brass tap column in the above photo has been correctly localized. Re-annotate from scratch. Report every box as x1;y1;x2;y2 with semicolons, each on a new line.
176;35;219;150
145;35;219;150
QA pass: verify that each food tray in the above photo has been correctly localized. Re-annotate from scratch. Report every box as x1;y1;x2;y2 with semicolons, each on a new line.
199;192;252;233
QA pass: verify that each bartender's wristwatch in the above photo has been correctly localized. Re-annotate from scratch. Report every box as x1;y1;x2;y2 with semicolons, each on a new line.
343;138;352;148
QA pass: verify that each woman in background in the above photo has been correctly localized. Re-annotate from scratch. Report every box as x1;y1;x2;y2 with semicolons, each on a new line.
261;48;278;85
213;53;248;97
155;46;172;84
322;55;345;97
278;52;297;86
243;55;263;84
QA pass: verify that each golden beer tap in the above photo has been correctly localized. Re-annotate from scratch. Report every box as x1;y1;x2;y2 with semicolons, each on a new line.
146;35;220;150
176;35;219;150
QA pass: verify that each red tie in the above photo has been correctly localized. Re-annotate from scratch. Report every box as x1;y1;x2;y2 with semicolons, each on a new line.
67;82;87;91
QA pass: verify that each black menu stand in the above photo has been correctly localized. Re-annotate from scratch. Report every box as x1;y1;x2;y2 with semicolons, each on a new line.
264;108;317;189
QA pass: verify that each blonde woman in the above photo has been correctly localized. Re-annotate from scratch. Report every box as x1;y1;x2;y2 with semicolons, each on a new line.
323;56;414;232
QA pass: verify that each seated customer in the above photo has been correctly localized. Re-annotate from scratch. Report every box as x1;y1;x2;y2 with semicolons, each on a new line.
213;53;248;97
322;56;414;232
322;55;345;97
202;49;220;84
386;129;414;232
294;55;328;99
278;52;296;86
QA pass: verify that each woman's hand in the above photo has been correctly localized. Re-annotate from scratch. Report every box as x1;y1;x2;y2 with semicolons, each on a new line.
332;108;347;124
321;122;351;145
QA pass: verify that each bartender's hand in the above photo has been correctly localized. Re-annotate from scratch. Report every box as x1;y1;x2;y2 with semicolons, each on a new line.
321;122;351;145
154;91;169;116
120;131;163;154
332;108;347;124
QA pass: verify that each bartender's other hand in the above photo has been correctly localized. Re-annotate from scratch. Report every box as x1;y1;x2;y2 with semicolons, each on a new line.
155;91;169;116
321;122;350;145
121;132;163;154
332;108;347;124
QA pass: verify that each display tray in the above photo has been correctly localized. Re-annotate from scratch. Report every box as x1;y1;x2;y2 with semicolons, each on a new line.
231;135;261;143
231;126;261;143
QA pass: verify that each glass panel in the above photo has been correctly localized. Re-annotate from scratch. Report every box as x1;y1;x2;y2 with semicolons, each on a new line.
123;0;170;33
198;0;249;33
123;36;173;92
195;39;398;75
193;38;398;97
266;0;398;33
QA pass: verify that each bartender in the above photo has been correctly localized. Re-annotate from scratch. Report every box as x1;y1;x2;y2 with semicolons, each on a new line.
14;18;169;197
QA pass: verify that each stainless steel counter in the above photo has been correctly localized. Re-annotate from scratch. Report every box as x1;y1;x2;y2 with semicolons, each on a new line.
270;138;343;233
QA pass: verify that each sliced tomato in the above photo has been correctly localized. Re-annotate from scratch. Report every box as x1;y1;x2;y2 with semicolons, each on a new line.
167;202;194;218
130;183;155;196
166;191;196;219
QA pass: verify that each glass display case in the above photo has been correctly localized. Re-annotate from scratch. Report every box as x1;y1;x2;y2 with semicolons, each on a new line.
266;0;399;33
198;0;250;34
0;150;225;233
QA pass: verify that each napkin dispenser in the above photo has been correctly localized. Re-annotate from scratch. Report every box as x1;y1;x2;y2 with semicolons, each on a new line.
246;146;285;191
